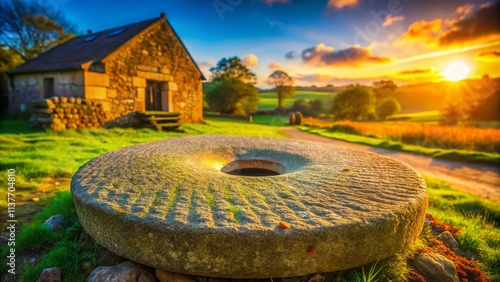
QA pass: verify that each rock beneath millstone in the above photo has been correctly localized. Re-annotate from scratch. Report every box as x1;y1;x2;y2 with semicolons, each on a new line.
37;267;61;282
156;268;194;282
307;274;326;282
42;215;65;231
410;252;459;282
437;231;461;253
81;261;95;275
88;261;156;282
71;135;428;278
97;249;126;266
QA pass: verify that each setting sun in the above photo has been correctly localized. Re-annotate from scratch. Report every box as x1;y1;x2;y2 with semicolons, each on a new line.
441;61;471;81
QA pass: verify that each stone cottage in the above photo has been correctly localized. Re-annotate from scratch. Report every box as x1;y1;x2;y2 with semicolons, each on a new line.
8;13;204;123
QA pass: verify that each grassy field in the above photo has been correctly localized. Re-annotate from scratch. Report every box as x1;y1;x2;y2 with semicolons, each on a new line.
258;90;336;111
387;110;441;122
299;119;500;164
1;117;499;281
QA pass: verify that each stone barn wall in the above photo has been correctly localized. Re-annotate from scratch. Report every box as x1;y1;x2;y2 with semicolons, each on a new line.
102;19;203;123
9;71;84;112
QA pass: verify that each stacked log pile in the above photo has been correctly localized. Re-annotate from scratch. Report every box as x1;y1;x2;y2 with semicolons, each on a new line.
30;97;110;130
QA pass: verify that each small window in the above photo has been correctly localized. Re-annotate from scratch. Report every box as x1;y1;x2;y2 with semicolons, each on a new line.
83;34;99;42
43;78;54;98
108;27;127;37
89;62;105;73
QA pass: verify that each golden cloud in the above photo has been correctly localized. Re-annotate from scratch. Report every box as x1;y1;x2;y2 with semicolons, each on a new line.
476;50;500;62
398;69;436;75
383;15;404;27
243;54;259;68
439;2;500;46
301;44;392;67
397;19;442;43
397;3;500;47
327;0;358;9
268;62;283;70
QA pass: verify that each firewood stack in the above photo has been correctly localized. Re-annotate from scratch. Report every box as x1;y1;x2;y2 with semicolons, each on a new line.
30;97;109;130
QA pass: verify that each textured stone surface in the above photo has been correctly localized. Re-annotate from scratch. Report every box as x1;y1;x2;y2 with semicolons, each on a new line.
156;268;194;282
88;261;156;282
37;267;61;282
71;135;428;278
437;231;461;253
42;215;65;231
410;252;459;282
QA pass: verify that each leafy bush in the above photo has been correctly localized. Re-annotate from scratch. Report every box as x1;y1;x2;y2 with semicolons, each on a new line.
331;86;376;121
205;79;259;115
376;98;401;120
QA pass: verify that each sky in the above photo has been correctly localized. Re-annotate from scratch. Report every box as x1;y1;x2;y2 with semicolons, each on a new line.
54;0;500;87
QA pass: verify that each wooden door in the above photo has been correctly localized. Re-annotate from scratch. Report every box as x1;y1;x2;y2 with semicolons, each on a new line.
146;81;162;111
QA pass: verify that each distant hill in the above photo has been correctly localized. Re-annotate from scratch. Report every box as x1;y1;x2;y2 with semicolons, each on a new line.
394;77;500;113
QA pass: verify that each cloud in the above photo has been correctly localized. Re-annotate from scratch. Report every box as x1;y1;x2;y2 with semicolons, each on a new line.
455;4;474;16
259;0;289;5
397;3;500;47
382;15;404;27
327;0;358;9
439;2;500;46
476;50;500;62
398;69;435;75
268;62;283;70
285;50;298;59
301;44;392;67
243;54;259;67
397;19;442;43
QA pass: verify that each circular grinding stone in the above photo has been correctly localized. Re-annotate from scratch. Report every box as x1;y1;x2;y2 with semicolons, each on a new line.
71;135;427;278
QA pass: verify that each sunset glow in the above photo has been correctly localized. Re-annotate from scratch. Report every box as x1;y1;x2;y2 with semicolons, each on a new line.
441;61;471;82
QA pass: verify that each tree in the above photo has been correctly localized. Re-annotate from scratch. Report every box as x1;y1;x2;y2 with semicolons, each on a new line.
466;90;500;121
0;45;22;116
331;86;376;121
268;70;296;109
0;0;77;61
373;80;397;101
206;57;259;115
205;79;259;115
376;98;401;120
209;56;256;84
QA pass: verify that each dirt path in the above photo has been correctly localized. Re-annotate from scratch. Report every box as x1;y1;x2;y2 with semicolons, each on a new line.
282;128;500;202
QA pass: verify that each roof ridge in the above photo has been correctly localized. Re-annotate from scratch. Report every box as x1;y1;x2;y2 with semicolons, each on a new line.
85;17;159;37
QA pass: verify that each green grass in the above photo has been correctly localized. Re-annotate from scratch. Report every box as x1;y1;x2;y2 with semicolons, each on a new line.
424;176;500;280
298;126;500;164
0;117;285;206
258;90;336;110
1;117;499;281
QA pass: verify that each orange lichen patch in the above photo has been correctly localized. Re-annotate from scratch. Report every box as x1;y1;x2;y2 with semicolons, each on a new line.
426;213;462;238
306;245;316;255
278;221;291;230
408;270;426;282
115;208;127;215
421;238;490;282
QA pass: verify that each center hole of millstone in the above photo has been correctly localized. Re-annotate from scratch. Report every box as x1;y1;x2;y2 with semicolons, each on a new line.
221;160;285;177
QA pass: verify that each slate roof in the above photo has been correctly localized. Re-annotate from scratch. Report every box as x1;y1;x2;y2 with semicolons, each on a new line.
9;15;205;79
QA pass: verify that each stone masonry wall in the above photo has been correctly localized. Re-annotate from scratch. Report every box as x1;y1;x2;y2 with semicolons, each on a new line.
30;97;111;130
103;18;203;123
9;71;84;113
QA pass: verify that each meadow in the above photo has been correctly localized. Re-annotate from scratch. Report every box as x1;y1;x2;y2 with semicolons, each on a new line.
258;90;336;111
0;117;499;281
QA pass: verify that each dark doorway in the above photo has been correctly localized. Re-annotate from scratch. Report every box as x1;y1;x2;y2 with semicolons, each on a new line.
43;78;54;98
146;81;162;111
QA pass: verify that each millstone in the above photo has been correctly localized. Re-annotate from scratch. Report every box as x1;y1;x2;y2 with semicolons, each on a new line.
71;135;427;278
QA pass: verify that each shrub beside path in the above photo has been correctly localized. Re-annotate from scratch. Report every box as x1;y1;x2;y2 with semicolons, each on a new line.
282;128;500;201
